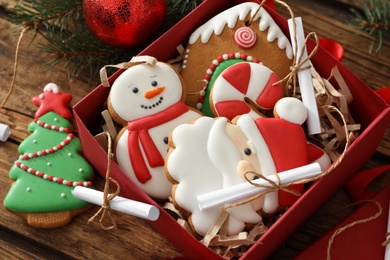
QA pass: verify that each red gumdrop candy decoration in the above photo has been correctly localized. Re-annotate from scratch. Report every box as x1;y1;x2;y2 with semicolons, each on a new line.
83;0;167;48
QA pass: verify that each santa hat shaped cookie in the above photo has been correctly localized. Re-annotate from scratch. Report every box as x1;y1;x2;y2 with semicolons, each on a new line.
180;2;293;113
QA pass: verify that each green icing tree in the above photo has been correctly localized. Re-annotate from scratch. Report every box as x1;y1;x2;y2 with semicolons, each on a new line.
4;84;94;216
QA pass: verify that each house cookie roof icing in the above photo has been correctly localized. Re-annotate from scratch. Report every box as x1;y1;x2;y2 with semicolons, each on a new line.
188;2;293;59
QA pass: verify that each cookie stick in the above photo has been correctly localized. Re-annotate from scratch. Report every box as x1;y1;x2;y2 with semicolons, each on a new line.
288;17;321;135
72;186;160;221
0;123;10;141
197;163;321;211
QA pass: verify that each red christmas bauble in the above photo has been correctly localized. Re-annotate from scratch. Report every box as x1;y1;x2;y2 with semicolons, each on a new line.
83;0;167;48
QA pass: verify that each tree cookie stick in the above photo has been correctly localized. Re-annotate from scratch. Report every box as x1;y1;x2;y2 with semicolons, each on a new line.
288;17;321;135
0;123;10;141
72;186;160;221
197;163;322;211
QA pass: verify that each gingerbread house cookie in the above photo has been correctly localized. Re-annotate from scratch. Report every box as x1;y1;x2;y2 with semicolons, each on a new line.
180;2;293;117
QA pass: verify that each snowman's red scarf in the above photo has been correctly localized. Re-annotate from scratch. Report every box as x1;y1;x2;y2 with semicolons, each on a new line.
127;101;189;183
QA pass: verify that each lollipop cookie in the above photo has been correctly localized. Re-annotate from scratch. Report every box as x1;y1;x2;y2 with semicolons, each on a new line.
209;61;283;120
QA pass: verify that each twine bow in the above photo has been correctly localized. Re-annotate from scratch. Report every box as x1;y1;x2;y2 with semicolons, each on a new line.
87;132;120;230
273;30;319;97
222;171;301;211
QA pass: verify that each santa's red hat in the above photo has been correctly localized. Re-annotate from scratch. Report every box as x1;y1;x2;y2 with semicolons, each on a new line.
236;97;309;206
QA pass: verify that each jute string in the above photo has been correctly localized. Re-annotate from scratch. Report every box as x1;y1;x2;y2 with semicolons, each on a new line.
326;200;383;260
87;131;120;230
1;26;31;108
100;56;157;88
383;232;390;247
222;104;349;211
272;0;320;96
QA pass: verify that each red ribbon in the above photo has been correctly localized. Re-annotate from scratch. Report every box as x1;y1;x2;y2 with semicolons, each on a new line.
345;164;390;201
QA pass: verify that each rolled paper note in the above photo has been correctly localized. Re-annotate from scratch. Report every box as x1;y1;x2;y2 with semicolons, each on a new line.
197;163;322;211
288;17;321;135
385;201;390;260
0;123;11;142
72;186;160;221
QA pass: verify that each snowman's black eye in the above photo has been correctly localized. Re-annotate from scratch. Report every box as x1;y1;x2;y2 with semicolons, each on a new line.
244;148;251;156
132;87;139;94
151;80;158;87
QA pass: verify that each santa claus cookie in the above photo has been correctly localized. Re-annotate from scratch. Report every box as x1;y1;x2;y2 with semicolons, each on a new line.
180;2;293;114
107;56;202;200
165;98;331;236
3;83;95;228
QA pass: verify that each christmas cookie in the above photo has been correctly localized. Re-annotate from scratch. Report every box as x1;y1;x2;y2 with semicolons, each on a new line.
209;61;283;120
3;83;95;228
180;2;293;113
106;56;202;200
165;98;331;236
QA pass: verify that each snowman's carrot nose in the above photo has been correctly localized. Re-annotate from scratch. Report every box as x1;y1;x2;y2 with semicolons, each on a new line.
144;86;165;99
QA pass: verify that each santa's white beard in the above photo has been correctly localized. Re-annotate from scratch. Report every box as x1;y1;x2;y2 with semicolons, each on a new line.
207;118;262;232
167;117;262;236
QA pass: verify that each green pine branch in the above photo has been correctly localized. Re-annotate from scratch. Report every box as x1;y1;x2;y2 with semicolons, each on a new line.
6;0;201;78
350;0;390;54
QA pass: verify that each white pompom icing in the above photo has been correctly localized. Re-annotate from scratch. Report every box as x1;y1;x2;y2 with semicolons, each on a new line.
274;97;308;125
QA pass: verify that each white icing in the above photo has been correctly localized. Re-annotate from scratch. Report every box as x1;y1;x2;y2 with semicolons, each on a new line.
307;142;332;172
43;83;59;93
188;2;293;59
167;117;263;236
211;62;280;119
274;97;308;124
236;114;279;213
109;62;184;122
115;111;201;200
110;61;202;199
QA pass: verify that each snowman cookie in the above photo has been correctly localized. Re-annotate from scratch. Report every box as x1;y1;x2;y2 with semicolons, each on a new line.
180;2;293;114
165;98;331;236
107;56;202;200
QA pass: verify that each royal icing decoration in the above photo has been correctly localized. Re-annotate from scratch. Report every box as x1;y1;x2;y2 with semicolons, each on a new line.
14;120;93;187
32;84;72;120
186;2;293;59
108;57;202;200
166;98;331;236
180;2;294;110
196;52;261;113
209;62;283;120
234;27;257;49
4;84;95;214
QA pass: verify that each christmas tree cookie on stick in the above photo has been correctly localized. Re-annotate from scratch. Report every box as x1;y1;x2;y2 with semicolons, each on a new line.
3;83;95;228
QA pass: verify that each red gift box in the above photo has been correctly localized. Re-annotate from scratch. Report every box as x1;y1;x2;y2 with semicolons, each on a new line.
294;185;390;260
73;1;390;259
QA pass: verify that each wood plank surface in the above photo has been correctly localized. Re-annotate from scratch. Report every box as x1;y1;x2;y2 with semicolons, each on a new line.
0;0;388;259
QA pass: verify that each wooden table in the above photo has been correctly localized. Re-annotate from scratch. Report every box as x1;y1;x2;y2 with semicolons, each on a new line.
0;0;388;259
